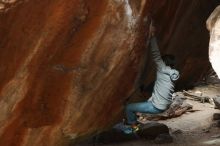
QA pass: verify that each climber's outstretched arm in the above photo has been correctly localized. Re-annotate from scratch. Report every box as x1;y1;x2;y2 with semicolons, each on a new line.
149;35;165;69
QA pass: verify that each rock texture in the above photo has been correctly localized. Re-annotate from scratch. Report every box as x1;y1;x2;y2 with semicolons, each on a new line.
0;0;20;12
0;0;219;146
92;122;169;145
207;5;220;79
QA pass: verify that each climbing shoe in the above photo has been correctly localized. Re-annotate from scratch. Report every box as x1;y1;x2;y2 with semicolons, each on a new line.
131;124;141;133
113;122;133;134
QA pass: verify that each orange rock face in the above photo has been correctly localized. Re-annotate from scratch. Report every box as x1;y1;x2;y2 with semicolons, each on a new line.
0;0;219;146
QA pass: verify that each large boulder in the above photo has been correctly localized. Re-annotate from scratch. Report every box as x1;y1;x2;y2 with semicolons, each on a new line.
207;5;220;79
0;0;219;146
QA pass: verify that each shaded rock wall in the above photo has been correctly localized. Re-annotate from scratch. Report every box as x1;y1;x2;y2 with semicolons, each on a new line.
0;0;219;146
141;0;219;88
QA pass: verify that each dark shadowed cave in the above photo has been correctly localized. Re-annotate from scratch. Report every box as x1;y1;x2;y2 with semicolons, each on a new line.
0;0;220;146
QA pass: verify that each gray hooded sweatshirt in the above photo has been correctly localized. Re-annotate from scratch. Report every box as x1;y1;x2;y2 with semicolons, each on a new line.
148;37;180;110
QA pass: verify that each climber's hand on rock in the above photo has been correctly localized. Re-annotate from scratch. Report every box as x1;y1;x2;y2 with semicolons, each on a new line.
149;24;156;37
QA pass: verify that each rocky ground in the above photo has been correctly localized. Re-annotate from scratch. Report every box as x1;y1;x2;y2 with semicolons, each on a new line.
98;83;220;146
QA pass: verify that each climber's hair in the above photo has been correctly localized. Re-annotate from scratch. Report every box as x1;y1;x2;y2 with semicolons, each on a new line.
162;54;176;69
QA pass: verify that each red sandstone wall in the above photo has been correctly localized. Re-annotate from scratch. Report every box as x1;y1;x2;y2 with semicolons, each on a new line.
0;0;219;146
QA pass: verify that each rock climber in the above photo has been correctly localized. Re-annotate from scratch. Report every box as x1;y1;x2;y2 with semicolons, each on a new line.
122;22;180;134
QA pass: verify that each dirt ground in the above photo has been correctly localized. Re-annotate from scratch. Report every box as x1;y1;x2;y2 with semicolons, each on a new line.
100;84;220;146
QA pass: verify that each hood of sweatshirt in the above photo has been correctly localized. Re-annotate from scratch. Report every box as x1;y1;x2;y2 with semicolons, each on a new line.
170;69;180;81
